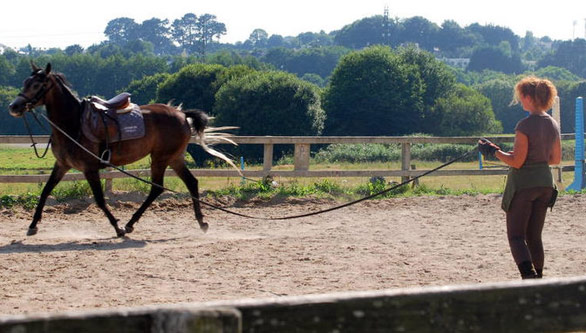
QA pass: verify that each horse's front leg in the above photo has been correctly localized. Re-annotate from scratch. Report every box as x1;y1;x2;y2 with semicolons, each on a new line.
28;163;70;235
84;170;125;237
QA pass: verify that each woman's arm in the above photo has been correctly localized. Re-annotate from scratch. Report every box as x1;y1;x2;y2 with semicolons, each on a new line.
549;136;562;165
495;131;528;169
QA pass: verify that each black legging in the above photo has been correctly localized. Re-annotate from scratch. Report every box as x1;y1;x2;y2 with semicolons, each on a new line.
506;186;553;271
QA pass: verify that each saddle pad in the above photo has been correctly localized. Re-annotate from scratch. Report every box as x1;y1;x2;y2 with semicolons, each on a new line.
116;104;145;141
82;103;146;144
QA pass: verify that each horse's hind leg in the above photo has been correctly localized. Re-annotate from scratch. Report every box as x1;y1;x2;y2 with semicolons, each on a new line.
124;163;166;234
84;170;125;237
170;159;208;232
28;163;70;235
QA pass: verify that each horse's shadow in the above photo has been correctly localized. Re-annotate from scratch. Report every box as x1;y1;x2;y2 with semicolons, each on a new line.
0;236;190;254
0;237;150;254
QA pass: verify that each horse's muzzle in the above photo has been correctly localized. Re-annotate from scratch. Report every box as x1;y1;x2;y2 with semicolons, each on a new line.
8;96;28;117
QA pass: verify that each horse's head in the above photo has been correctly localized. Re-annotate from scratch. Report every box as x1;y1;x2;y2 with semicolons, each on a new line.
9;62;53;117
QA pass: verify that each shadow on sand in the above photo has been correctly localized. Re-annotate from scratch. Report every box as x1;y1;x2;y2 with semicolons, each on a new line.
0;236;186;254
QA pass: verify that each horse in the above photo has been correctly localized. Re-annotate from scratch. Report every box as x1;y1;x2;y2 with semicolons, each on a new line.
8;63;232;237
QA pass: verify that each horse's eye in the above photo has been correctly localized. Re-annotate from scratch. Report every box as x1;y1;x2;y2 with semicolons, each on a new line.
32;82;41;90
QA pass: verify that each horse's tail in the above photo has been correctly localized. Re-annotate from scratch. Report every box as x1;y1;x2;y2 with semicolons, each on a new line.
184;109;241;175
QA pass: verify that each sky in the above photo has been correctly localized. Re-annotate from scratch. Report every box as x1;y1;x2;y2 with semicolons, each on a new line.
1;0;585;50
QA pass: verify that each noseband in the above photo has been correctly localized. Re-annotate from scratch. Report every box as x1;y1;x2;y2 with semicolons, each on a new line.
19;72;54;111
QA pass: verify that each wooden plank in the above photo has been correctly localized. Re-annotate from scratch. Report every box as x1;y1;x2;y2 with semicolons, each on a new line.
2;167;579;184
0;135;51;144
0;306;240;333
233;277;586;332
0;134;577;146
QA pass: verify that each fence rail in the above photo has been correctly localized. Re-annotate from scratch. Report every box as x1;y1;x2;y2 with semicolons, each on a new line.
0;134;576;184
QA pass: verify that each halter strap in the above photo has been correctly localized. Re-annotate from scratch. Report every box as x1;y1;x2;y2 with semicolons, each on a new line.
20;79;54;111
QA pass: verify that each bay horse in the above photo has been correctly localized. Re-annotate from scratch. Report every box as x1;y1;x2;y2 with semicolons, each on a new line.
9;63;229;237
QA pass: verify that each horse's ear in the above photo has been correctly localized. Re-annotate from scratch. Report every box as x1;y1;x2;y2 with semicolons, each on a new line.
45;63;52;74
30;61;40;72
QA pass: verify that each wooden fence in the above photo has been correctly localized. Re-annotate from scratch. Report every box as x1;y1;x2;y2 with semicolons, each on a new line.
3;276;586;332
0;134;576;184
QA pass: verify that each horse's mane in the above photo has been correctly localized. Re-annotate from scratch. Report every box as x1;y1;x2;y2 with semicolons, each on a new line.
50;72;81;103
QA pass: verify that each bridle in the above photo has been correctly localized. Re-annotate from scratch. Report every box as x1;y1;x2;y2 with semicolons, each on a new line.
17;70;55;158
18;70;54;112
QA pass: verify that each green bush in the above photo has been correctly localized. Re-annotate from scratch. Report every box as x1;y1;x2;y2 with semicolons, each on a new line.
313;143;401;163
214;71;325;160
313;142;479;163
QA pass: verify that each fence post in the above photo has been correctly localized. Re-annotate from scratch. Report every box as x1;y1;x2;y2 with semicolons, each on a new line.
567;97;585;191
551;96;564;190
294;144;310;171
105;168;112;195
263;144;274;172
401;143;411;183
410;164;419;188
240;157;245;185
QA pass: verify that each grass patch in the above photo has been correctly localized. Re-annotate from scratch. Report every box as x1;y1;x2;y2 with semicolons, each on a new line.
0;142;582;209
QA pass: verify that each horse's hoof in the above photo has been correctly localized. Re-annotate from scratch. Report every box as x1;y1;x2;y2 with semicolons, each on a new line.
27;227;38;236
199;223;209;233
116;228;126;237
124;225;134;234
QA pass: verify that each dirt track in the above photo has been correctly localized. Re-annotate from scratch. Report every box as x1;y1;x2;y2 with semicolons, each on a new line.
1;192;586;315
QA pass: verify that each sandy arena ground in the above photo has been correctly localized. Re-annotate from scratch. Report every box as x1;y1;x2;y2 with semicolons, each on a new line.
1;192;586;316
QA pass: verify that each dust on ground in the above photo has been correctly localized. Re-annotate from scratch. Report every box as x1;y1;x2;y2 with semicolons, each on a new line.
1;192;585;315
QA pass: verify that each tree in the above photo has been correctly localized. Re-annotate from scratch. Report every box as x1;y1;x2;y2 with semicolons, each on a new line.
322;46;425;136
156;63;227;111
467;46;524;74
205;50;245;67
171;13;199;53
436;20;477;57
266;34;285;48
248;29;269;48
398;16;440;51
475;78;522;133
554;80;586;134
466;23;520;52
538;39;586;78
213;71;325;160
533;66;582;81
122;72;171;105
124;40;155;55
334;16;389;49
432;84;502;136
396;46;456;133
0;86;47;134
297;31;334;47
137;18;176;55
197;14;227;56
171;13;226;56
262;47;294;71
266;46;349;79
104;17;139;45
0;55;15;86
301;73;326;87
88;42;123;58
214;71;324;135
64;44;84;56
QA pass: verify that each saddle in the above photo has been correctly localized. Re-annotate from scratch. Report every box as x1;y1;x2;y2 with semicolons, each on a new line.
81;92;145;144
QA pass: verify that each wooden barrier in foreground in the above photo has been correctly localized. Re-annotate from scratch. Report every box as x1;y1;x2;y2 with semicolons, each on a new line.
2;276;586;332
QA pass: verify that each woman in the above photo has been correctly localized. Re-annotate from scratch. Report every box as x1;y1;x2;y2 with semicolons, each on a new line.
478;76;561;279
